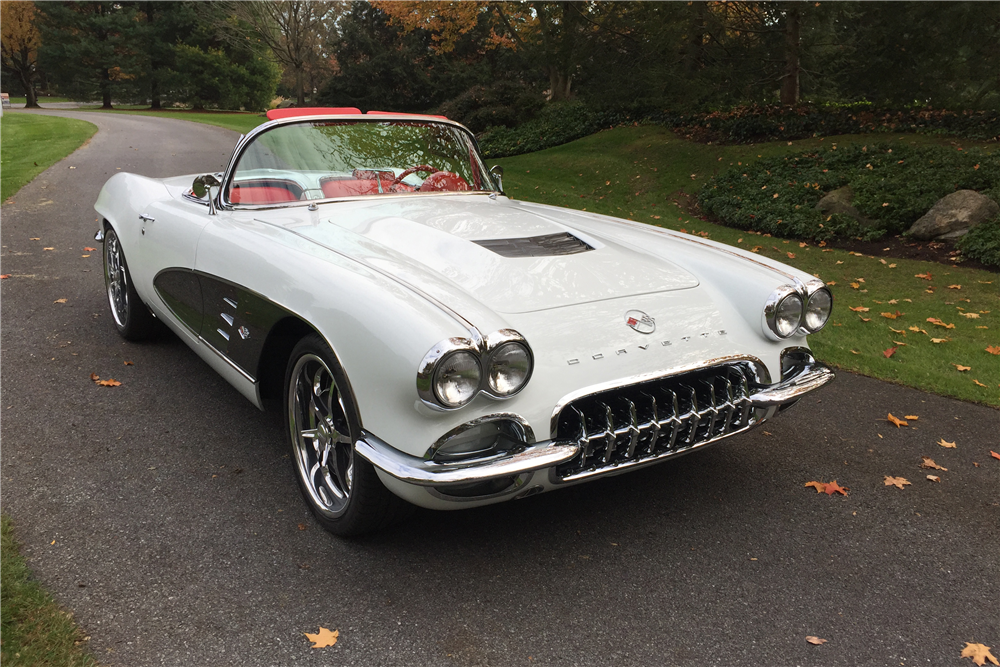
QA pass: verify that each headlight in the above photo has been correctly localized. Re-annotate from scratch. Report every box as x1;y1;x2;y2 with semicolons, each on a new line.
803;287;833;332
433;351;482;408
487;342;532;396
764;286;804;339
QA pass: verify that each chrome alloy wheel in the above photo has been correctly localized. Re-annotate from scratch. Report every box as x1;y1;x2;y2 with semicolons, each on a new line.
104;230;129;328
288;353;355;517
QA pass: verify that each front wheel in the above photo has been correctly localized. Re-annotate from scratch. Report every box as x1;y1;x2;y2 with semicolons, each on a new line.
284;334;411;536
103;226;158;341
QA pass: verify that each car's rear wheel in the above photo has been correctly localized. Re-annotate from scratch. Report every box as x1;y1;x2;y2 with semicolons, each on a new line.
284;334;410;536
103;226;158;341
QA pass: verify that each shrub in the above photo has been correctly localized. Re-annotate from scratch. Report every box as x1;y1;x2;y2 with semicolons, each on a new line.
478;101;602;158
437;81;544;134
957;216;1000;269
698;144;1000;242
668;104;1000;145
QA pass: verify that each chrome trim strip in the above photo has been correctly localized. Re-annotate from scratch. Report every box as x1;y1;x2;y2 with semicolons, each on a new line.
223;297;238;309
216;328;231;341
220;312;235;326
548;354;770;439
356;431;578;486
749;355;834;407
197;335;256;383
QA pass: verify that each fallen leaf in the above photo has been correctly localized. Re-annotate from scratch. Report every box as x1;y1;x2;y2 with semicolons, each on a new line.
926;475;940;482
851;282;861;289
84;247;97;252
883;346;898;358
30;237;40;240
786;252;795;259
124;361;134;366
991;451;1000;460
81;254;90;258
962;312;981;319
304;627;339;649
921;457;947;471
953;364;971;372
884;476;911;489
931;338;949;344
987;347;1000;355
849;306;870;312
43;247;54;251
927;317;955;329
948;284;962;289
973;379;987;387
825;480;849;496
889;326;905;334
804;481;826;493
298;523;307;531
95;378;121;387
881;311;903;320
0;274;9;279
89;373;100;381
960;642;998;666
938;439;957;448
914;272;933;280
54;298;67;304
860;317;871;322
887;413;907;427
908;326;928;334
806;636;827;645
904;415;919;420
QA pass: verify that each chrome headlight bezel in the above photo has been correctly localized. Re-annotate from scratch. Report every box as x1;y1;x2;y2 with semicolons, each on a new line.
800;285;833;334
417;329;534;411
763;285;804;340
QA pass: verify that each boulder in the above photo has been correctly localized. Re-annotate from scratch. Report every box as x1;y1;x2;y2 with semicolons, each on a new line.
907;190;999;241
815;186;876;228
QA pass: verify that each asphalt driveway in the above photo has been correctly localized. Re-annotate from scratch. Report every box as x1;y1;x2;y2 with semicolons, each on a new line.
1;109;997;667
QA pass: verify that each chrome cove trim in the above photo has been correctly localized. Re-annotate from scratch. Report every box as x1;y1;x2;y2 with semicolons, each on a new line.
749;352;834;407
425;413;536;460
548;354;770;439
356;431;578;486
416;329;534;411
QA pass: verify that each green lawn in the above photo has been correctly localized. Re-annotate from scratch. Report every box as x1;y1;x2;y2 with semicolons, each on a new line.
79;108;266;134
1;113;97;200
495;126;1000;407
1;516;98;667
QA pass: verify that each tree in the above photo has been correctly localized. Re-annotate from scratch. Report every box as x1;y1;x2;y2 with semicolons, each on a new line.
37;1;144;108
226;1;340;106
1;1;42;108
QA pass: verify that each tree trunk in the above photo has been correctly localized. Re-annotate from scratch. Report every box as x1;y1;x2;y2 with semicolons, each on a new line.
686;1;707;71
780;5;801;105
101;67;113;109
548;68;572;101
17;62;40;108
150;78;161;109
296;68;305;106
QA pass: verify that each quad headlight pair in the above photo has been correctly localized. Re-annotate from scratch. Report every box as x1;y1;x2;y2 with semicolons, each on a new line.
418;330;533;410
764;282;833;339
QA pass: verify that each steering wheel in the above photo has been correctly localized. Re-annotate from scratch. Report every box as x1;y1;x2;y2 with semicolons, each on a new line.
392;165;440;187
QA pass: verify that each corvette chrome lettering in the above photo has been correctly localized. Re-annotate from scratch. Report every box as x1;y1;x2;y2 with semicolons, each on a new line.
567;329;728;366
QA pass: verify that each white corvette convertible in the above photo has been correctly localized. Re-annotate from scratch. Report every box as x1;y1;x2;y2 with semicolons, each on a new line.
95;108;834;535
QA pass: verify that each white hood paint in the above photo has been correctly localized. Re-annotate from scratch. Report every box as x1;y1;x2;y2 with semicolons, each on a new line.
298;196;700;314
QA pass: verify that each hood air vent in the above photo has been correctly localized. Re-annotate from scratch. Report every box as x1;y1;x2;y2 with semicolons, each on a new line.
474;232;592;258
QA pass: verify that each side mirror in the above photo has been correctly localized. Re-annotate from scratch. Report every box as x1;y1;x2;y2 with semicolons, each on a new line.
489;165;504;194
192;173;222;214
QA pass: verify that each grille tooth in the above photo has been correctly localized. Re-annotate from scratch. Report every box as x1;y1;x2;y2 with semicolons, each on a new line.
555;363;762;481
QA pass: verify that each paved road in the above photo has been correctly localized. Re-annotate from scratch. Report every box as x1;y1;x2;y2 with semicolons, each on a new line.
2;109;998;667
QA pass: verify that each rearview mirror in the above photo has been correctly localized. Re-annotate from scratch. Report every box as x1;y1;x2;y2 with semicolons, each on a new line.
489;165;504;193
192;173;222;214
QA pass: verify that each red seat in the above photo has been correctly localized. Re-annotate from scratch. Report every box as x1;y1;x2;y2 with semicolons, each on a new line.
230;186;300;204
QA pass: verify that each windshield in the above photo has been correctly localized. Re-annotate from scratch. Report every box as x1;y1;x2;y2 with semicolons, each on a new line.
225;120;495;205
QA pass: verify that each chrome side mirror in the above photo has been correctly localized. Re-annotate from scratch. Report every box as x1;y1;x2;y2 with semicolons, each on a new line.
192;173;222;215
489;165;504;194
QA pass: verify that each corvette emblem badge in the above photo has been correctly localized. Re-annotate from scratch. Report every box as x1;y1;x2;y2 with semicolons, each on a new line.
624;310;655;334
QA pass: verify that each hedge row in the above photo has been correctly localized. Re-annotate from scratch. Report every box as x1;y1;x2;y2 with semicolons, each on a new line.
697;143;1000;247
477;103;1000;159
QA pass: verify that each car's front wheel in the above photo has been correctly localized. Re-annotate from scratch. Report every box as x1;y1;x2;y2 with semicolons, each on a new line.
284;334;410;536
103;226;158;341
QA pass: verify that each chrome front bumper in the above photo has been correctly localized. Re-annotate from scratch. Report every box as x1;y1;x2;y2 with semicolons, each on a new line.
358;354;835;489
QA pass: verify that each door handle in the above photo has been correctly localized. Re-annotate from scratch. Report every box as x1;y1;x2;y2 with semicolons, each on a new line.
139;214;155;223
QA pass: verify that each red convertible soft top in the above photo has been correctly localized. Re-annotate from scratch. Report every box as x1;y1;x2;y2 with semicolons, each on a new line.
265;107;450;121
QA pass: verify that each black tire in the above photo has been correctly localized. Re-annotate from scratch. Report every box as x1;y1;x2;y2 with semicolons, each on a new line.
284;333;411;536
103;226;158;341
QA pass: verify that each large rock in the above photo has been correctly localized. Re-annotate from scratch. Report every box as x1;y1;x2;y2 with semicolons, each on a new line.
907;190;999;241
815;186;876;228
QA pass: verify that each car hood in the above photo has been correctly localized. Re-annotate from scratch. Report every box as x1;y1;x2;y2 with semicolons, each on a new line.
289;196;699;315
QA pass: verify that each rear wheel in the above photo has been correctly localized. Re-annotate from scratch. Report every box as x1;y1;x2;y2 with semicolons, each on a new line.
284;333;411;536
103;226;157;341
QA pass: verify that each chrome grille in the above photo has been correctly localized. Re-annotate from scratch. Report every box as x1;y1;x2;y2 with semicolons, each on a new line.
554;364;760;481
